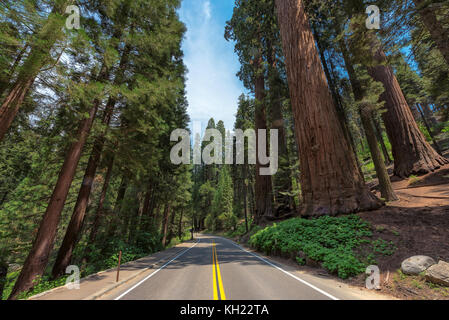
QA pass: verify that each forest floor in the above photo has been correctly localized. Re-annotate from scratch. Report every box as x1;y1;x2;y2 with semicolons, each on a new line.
231;163;449;300
356;163;449;300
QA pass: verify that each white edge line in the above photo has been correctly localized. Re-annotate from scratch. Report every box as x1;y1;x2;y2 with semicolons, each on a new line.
114;240;200;300
221;237;339;301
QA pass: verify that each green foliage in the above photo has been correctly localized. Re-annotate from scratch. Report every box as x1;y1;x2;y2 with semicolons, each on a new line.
226;217;256;238
249;215;397;279
2;271;68;300
442;122;449;134
418;123;432;142
0;0;194;300
371;239;397;256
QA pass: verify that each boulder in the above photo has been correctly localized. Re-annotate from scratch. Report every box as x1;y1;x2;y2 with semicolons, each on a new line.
426;261;449;287
401;255;436;275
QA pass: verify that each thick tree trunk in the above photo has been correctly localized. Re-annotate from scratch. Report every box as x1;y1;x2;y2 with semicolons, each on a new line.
340;40;398;201
367;46;448;177
414;0;449;66
51;97;118;278
373;115;393;165
83;155;114;263
318;39;365;181
52;40;131;276
0;2;71;141
254;58;274;220
8;98;100;299
316;33;364;178
275;0;382;216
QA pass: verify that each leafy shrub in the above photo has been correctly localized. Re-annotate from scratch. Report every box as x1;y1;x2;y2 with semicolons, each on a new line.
226;217;257;238
2;271;69;300
441;121;449;133
249;215;394;279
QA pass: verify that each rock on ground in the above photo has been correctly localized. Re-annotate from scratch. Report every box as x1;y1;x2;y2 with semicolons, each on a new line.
425;261;449;287
401;255;436;275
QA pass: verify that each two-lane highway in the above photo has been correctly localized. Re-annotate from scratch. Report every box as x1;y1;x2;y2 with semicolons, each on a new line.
107;235;348;300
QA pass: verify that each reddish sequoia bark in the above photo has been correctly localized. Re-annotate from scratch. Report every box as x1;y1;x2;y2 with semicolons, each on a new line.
275;0;382;216
0;78;34;140
51;110;113;277
8;96;101;299
254;57;274;220
316;33;363;175
367;46;448;177
414;0;449;67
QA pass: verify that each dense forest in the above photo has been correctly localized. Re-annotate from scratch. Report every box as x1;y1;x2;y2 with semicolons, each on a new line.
1;0;449;300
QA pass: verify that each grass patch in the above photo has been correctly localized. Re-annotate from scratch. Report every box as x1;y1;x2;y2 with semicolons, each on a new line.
249;215;397;279
2;271;69;300
166;232;192;249
408;175;421;185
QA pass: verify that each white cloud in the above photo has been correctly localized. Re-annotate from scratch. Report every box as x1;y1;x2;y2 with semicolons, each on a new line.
179;0;244;131
203;0;211;20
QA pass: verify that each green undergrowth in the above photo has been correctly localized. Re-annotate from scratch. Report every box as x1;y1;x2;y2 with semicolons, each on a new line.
249;215;396;279
225;217;262;239
2;272;70;300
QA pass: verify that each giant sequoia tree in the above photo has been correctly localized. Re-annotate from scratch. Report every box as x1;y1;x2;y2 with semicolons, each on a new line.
344;1;448;178
274;0;382;216
365;34;448;177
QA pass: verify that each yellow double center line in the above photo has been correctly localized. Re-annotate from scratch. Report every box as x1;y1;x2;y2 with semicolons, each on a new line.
212;241;226;300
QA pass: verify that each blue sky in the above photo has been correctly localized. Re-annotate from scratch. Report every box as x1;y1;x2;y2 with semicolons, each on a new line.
178;0;244;131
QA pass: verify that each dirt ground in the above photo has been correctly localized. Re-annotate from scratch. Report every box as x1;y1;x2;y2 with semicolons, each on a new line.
354;164;449;300
235;164;449;300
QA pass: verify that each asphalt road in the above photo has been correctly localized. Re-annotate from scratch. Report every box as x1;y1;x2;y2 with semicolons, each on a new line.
107;234;350;300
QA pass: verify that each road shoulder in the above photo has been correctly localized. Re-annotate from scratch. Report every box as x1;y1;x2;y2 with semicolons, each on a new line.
29;240;198;300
